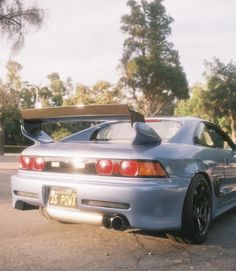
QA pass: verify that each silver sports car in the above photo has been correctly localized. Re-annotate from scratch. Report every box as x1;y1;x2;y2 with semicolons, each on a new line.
11;104;236;244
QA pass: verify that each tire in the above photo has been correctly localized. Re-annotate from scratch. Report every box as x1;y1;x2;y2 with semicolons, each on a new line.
168;174;212;244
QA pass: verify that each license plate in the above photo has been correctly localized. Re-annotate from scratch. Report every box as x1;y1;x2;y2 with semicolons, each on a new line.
48;188;77;209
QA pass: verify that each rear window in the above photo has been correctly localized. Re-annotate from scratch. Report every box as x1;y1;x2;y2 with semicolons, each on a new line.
95;120;182;141
147;120;182;141
95;123;135;141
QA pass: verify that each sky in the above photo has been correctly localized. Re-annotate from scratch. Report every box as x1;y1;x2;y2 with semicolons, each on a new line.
0;0;236;87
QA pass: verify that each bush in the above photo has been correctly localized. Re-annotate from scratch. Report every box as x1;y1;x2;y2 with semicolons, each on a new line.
4;145;28;153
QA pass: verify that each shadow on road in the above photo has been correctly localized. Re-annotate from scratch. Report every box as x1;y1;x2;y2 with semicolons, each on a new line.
127;207;236;248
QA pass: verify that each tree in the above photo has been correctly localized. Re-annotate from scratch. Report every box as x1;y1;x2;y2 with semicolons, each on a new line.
64;81;121;106
0;0;44;51
47;73;66;106
6;60;22;89
120;0;188;115
64;77;75;98
0;83;8;154
203;58;236;141
175;84;210;119
38;86;52;107
0;62;23;153
0;61;22;154
175;61;235;139
19;86;35;109
61;81;122;140
92;81;121;104
0;0;45;154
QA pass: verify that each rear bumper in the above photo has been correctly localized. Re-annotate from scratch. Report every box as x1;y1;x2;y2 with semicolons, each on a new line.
11;170;189;231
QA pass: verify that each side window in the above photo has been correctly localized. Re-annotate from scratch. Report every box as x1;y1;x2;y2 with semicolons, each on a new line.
194;123;232;150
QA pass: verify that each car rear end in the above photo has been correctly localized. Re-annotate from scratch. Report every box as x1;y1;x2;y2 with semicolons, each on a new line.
11;140;189;231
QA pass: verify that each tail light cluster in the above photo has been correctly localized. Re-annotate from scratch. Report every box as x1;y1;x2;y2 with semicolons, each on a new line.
19;155;45;171
19;155;168;178
96;159;168;177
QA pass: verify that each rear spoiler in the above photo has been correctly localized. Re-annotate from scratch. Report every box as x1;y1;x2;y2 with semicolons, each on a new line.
21;104;145;144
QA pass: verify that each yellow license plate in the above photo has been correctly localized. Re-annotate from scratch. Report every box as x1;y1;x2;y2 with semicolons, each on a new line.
48;188;77;209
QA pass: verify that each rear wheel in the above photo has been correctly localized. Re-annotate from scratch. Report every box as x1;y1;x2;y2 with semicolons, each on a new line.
168;174;212;244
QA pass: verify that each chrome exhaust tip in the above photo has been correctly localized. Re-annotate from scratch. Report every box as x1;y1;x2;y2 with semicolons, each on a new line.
102;215;128;231
110;215;128;231
111;216;123;230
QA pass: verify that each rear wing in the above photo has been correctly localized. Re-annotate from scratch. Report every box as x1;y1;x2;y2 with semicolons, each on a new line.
21;104;145;144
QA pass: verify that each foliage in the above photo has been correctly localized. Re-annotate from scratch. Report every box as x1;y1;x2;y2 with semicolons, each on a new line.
6;60;22;89
1;61;121;149
175;59;236;140
64;77;74;98
38;86;52;107
51;127;71;141
175;84;209;119
0;0;45;154
1;61;26;145
47;73;66;106
64;80;121;106
0;83;7;154
0;0;44;51
42;121;93;141
203;58;236;141
120;0;189;115
2;104;22;144
1;2;236;149
19;86;35;108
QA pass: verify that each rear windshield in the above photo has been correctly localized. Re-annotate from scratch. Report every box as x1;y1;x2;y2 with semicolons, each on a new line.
95;120;182;141
147;120;182;140
95;123;135;141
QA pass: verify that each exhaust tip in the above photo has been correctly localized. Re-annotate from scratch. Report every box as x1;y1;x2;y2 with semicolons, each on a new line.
111;215;128;231
111;216;123;230
102;215;129;231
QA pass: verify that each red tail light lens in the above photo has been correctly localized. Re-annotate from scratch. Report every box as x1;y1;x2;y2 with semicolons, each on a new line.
96;159;167;177
19;156;45;171
32;157;45;171
119;160;138;176
19;155;33;170
96;159;113;175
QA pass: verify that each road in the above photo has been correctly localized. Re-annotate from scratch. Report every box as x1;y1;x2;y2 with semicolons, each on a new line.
0;158;236;271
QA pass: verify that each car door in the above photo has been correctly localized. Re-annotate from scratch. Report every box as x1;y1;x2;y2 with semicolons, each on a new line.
195;122;236;200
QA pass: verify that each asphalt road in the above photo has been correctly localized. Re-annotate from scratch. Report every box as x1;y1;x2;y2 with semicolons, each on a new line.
1;158;236;271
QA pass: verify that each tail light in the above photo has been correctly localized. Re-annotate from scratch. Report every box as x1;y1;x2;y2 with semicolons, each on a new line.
96;159;167;178
19;155;167;177
119;160;138;176
19;155;45;171
32;157;45;171
96;160;113;175
19;155;33;170
138;161;167;177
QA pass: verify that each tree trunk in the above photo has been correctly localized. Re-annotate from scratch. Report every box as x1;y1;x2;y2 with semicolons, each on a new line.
230;113;236;143
0;117;4;155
